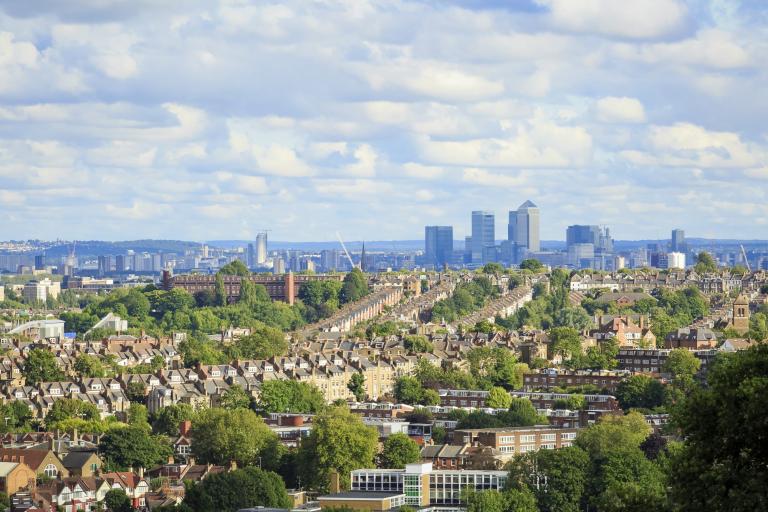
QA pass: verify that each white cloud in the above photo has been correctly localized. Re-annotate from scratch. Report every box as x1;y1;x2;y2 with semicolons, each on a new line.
595;97;646;123
342;144;377;177
361;61;504;102
87;141;157;167
402;163;445;180
418;115;593;168
462;168;528;187
537;0;688;39
621;122;765;168
612;29;750;69
0;32;39;68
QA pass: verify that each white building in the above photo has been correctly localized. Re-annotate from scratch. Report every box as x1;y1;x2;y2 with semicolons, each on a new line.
667;252;686;269
22;278;60;303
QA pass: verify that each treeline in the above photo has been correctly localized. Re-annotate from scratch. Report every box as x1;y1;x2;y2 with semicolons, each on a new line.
430;276;498;322
58;266;371;339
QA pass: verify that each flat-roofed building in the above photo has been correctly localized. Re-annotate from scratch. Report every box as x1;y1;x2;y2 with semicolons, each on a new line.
348;462;507;509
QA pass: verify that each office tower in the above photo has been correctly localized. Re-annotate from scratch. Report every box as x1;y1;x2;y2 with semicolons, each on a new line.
273;257;285;275
97;255;112;276
425;226;454;269
668;252;686;269
671;229;686;253
115;255;125;272
201;244;209;258
256;233;268;264
597;227;613;254
471;211;495;264
320;249;340;271
152;253;162;271
514;200;540;253
566;225;600;247
247;243;256;267
568;243;594;268
34;254;45;270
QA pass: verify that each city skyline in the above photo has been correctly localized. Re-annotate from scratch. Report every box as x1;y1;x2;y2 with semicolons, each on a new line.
1;1;767;241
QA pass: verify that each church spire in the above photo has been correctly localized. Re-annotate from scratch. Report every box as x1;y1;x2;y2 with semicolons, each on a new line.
360;242;366;272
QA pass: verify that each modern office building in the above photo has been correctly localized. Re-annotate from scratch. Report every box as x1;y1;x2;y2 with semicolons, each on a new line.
424;226;454;269
255;232;268;264
470;211;495;264
513;200;540;254
668;252;686;269
568;243;595;268
344;462;508;509
671;229;686;253
320;249;341;271
566;225;600;247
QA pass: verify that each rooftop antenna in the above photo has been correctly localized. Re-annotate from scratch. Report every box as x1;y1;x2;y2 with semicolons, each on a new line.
336;232;356;269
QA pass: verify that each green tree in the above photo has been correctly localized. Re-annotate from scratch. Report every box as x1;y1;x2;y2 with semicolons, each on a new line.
591;447;668;512
466;347;519;388
340;268;369;304
575;412;651;460
218;260;250;276
191;408;278;467
298;406;378;491
348;373;366;402
615;375;665;411
100;426;173;470
225;325;287;360
668;344;768;511
393;376;425;405
507;446;590;512
45;398;99;427
486;387;512;409
74;354;106;378
693;251;717;274
403;334;434;354
481;262;505;274
182;467;292;512
23;349;65;385
257;380;326;413
380;433;421;469
549;327;583;364
215;273;228;306
519;259;544;272
238;277;258;305
0;401;32;432
506;397;544;427
220;384;252;410
127;403;151;430
663;348;701;380
463;489;506;512
152;404;194;436
104;488;132;512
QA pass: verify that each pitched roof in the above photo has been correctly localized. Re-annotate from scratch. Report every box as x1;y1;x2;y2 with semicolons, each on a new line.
0;448;54;471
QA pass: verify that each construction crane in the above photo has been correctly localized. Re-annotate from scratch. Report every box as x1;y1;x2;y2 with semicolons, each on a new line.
740;244;751;272
336;231;356;269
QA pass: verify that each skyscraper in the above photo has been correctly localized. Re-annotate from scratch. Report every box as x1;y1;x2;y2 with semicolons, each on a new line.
566;225;600;247
425;226;454;269
671;229;686;253
514;200;540;253
256;232;268;264
471;211;495;264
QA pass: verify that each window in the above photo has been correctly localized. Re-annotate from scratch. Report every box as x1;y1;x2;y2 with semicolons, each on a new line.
541;434;556;442
520;435;536;443
44;463;58;477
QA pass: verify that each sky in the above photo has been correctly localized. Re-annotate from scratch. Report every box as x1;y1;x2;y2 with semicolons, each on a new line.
0;0;767;242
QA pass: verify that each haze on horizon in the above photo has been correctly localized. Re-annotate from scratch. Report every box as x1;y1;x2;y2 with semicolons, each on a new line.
1;0;766;242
